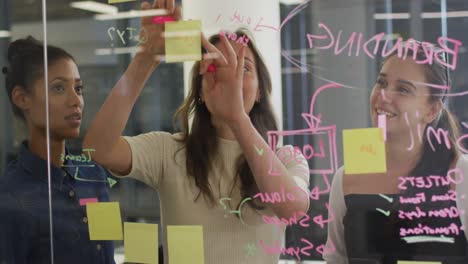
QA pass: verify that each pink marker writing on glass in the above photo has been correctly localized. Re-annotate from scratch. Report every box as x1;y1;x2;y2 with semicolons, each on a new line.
152;16;175;24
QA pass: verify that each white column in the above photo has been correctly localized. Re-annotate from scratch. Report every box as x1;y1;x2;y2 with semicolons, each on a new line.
182;0;283;128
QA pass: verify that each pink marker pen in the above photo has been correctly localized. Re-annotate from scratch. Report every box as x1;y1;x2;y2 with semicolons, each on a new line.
207;63;216;73
152;16;175;24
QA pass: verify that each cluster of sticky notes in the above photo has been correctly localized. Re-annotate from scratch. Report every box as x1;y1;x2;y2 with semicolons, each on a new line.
165;20;202;62
343;128;386;174
397;261;441;264
86;202;205;264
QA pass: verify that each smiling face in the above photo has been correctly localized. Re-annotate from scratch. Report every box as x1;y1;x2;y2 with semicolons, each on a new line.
26;58;84;140
370;55;440;138
200;40;260;119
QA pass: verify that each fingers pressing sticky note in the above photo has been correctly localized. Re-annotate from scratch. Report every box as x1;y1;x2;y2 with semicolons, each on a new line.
124;222;158;264
343;128;386;174
167;226;204;264
164;20;202;62
86;202;123;240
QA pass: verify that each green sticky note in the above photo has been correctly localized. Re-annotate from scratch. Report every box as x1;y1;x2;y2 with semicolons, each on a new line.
109;0;136;3
124;222;158;264
397;261;441;264
343;128;387;174
165;20;202;62
167;225;204;264
86;202;123;240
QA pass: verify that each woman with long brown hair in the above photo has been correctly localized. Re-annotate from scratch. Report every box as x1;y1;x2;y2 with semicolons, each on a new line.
83;0;310;263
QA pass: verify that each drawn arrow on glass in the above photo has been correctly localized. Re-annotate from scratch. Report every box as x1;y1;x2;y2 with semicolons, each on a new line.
302;82;344;130
72;167;118;188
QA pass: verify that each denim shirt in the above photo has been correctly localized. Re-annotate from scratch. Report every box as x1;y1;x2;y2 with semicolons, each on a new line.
0;142;115;264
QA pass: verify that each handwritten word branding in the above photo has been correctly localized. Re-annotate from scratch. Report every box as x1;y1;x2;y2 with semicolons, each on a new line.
306;22;462;70
398;168;464;190
400;223;461;237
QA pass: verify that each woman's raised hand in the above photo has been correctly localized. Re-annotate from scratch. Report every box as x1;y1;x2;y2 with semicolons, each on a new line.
200;33;248;125
138;0;182;59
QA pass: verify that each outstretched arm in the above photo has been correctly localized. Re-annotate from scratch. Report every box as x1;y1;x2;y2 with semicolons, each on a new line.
83;0;181;175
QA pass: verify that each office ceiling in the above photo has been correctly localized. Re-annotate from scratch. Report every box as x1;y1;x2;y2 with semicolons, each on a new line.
11;0;141;23
9;0;468;23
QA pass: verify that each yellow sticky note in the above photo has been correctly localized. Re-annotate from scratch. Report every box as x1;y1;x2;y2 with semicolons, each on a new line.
86;202;123;240
124;222;158;264
167;225;204;264
397;261;441;264
109;0;135;3
165;20;202;62
343;128;386;174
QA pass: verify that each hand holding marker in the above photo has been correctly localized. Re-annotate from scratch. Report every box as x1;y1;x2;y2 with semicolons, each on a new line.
137;0;181;59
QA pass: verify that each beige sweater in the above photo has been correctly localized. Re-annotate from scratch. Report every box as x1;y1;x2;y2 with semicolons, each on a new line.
116;132;310;264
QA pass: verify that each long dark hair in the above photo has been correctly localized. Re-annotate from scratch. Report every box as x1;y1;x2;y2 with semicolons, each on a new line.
173;28;277;211
2;36;75;121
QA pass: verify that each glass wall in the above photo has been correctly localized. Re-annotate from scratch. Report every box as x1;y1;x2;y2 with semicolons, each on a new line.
1;0;467;263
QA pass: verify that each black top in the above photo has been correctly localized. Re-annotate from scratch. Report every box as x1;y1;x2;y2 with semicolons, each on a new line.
344;194;468;264
0;142;115;264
